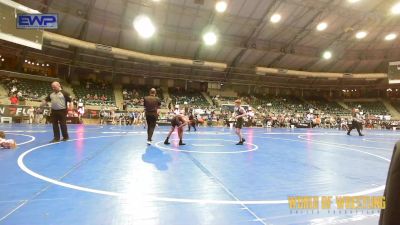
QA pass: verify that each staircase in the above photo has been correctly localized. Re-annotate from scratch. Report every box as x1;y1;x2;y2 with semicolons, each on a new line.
336;100;349;110
162;88;171;108
162;88;170;101
201;92;213;105
113;84;123;109
382;98;400;119
0;83;7;97
0;84;9;104
61;83;75;99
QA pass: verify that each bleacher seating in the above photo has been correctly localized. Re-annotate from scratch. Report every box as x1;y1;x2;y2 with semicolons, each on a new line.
345;101;389;115
305;97;349;116
170;88;209;106
73;81;115;107
122;86;164;108
242;94;308;114
0;76;51;101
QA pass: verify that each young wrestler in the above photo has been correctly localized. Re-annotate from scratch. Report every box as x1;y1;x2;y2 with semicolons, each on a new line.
164;113;188;146
0;132;16;149
234;99;247;145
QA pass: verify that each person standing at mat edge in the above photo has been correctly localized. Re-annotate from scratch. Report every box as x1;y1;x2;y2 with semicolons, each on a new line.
144;88;161;145
42;81;73;143
234;99;247;145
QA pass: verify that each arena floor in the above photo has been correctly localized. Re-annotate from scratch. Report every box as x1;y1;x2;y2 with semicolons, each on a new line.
0;124;395;225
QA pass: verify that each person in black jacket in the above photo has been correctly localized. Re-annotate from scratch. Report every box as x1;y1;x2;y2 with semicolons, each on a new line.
379;141;400;224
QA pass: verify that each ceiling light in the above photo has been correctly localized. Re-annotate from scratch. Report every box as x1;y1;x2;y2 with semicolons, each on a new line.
316;22;328;31
203;31;218;46
270;14;281;23
348;0;361;3
215;1;228;13
385;33;397;41
391;2;400;15
355;31;367;39
322;51;332;60
133;15;156;39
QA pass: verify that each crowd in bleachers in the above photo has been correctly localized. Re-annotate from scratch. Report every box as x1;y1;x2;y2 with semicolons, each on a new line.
169;87;209;106
305;97;349;116
122;86;164;109
345;101;388;116
73;79;115;107
0;76;51;102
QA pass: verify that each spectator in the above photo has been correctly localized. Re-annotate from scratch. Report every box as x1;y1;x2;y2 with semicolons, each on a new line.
10;94;18;105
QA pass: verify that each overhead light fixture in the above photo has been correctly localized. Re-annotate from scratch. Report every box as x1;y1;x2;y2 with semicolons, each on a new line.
270;14;281;23
355;31;367;39
316;22;328;31
203;31;218;46
385;33;397;41
133;15;156;39
24;59;28;62
322;51;332;60
46;64;50;66
348;0;361;3
391;2;400;15
215;1;228;13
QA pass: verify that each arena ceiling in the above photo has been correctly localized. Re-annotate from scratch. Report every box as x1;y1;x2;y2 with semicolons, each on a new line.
5;0;400;87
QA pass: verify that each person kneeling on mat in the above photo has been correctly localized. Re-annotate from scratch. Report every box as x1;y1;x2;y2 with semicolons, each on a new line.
164;113;188;146
234;99;247;145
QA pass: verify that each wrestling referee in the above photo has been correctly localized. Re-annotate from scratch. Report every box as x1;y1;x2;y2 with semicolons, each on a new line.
43;81;73;143
144;88;161;145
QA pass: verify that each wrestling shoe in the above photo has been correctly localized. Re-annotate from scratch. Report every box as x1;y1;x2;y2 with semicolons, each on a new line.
164;140;170;145
147;141;152;145
179;141;186;146
236;141;243;145
49;139;60;143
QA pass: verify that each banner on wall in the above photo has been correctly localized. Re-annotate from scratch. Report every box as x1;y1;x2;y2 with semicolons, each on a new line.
0;105;50;117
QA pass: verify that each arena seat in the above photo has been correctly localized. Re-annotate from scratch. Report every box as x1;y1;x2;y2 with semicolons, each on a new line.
1;77;52;101
73;81;115;107
305;97;350;116
122;86;164;108
169;88;209;106
345;101;389;116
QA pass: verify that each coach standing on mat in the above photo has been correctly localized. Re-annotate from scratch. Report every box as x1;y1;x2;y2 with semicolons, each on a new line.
42;81;72;143
144;88;161;145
